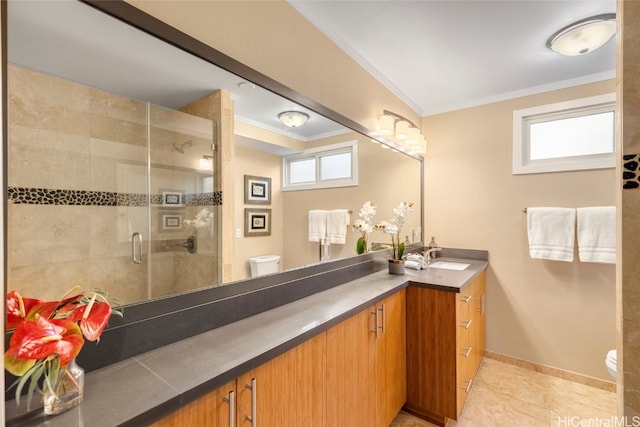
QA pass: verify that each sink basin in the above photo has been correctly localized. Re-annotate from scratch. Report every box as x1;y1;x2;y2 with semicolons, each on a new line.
428;261;470;271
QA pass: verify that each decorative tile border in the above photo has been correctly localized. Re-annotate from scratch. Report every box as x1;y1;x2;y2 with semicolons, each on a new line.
623;154;640;189
8;187;223;207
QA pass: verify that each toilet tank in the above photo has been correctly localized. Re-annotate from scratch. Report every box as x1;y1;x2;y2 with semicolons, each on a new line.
248;255;281;278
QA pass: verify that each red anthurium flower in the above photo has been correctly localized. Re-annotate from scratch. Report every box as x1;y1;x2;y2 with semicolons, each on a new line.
5;315;83;368
66;299;112;342
6;291;43;329
25;293;85;322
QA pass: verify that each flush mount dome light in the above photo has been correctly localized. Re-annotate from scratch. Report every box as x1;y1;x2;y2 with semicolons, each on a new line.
547;13;616;56
278;111;310;128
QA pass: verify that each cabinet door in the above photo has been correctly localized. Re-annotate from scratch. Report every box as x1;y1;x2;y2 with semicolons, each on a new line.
326;307;374;426
150;380;236;427
236;333;326;427
374;289;407;427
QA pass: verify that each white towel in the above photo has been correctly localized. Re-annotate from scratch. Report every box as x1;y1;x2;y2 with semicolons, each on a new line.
527;207;575;262
405;260;422;270
308;210;327;242
406;254;428;269
326;209;349;244
577;206;616;264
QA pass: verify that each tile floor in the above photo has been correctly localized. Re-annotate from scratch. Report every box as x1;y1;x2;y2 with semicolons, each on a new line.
391;358;617;427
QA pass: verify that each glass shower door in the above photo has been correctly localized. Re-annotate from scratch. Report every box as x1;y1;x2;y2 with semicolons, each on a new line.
148;105;218;298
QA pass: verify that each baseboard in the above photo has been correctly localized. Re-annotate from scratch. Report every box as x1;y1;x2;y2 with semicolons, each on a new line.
402;403;448;427
484;350;616;393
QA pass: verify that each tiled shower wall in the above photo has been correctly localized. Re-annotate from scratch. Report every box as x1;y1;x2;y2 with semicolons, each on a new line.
7;66;220;304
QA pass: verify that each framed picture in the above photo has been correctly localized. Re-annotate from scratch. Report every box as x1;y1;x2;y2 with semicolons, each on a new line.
162;190;183;207
244;175;271;205
161;213;183;230
244;208;271;237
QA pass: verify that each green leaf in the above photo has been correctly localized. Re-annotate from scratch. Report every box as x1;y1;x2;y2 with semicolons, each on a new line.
4;352;36;376
356;237;365;255
398;242;405;260
26;361;46;410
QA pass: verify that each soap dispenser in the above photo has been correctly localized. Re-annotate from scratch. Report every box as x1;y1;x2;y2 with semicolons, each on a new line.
428;237;439;258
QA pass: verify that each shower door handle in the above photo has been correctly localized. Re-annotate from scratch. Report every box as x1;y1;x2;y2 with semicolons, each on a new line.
132;232;142;264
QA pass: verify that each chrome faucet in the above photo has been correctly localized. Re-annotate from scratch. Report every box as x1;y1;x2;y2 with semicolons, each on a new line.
424;247;442;263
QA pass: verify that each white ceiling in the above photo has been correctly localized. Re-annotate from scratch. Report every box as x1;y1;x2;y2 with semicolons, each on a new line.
7;0;617;143
289;0;617;116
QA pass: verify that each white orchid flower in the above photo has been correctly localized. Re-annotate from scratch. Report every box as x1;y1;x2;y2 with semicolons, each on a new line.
359;201;377;220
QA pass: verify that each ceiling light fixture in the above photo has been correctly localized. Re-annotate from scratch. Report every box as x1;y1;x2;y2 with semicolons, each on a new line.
547;13;616;56
278;111;310;128
378;110;426;154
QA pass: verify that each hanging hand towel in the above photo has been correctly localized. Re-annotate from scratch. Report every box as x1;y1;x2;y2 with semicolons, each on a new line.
309;210;327;242
326;209;349;244
527;207;575;262
577;206;616;264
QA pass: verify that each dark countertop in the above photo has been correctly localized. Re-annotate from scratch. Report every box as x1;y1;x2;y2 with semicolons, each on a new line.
6;255;487;427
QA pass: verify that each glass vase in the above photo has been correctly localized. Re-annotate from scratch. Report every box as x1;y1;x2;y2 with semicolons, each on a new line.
44;359;84;415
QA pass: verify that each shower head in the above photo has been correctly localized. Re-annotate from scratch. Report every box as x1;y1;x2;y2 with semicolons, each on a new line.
172;140;192;154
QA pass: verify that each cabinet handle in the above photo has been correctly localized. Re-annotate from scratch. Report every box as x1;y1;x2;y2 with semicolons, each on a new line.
459;379;473;393
460;347;473;358
131;232;142;264
223;390;235;427
245;378;256;427
370;309;379;338
477;293;485;315
377;304;385;334
459;295;471;303
460;319;472;329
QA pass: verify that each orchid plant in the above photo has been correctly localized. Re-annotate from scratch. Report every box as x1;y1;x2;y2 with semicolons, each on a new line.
183;207;214;229
5;287;122;408
376;201;414;260
352;201;377;254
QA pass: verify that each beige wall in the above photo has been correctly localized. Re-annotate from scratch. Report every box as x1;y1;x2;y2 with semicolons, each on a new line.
618;0;639;417
233;145;284;281
234;131;422;276
283;133;422;270
423;80;617;380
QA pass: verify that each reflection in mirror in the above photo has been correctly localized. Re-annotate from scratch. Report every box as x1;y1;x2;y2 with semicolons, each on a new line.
6;0;422;306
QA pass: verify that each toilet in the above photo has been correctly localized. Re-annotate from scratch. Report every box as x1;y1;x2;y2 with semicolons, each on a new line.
605;349;617;380
248;255;281;278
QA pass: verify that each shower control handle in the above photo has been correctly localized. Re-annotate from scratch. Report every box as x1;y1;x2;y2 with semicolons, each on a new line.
176;236;196;254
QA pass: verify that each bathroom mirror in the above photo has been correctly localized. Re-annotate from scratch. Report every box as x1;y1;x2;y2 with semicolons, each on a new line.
5;0;422;307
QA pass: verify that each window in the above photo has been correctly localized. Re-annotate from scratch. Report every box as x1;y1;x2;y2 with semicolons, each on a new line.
513;93;616;174
283;140;358;191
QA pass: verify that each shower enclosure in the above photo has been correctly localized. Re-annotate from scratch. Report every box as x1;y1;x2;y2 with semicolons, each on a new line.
7;65;221;305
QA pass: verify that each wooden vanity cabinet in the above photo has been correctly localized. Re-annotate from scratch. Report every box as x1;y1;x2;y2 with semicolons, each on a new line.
405;271;486;426
150;289;407;427
374;289;407;427
236;332;326;426
151;333;326;427
326;289;407;427
151;380;236;427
